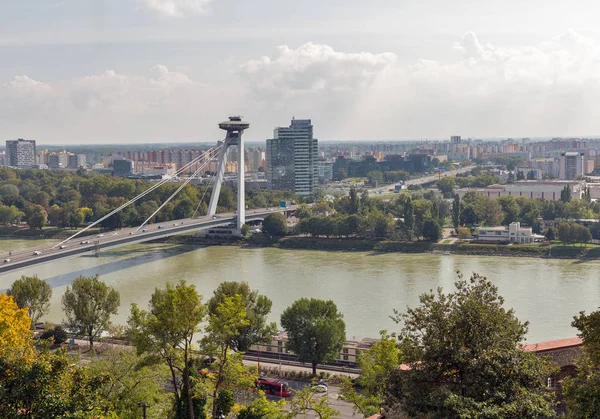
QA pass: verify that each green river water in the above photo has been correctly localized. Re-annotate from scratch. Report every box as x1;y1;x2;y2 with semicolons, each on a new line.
0;239;596;344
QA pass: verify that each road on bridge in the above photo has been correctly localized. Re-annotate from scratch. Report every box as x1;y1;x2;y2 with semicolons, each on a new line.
0;207;295;275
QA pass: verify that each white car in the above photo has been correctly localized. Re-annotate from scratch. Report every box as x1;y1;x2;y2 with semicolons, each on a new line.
4;258;11;263
96;234;104;238
312;384;328;393
142;229;147;232
33;251;42;256
59;245;66;249
112;232;118;236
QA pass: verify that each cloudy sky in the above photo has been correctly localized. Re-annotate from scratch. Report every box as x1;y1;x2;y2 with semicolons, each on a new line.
2;0;600;144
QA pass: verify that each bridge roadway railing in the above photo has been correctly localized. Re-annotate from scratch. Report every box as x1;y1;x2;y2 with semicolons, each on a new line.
0;211;277;275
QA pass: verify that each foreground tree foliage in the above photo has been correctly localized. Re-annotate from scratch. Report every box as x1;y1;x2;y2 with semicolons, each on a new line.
281;298;346;375
262;213;288;236
0;293;34;360
127;280;206;419
62;275;120;348
7;275;52;327
387;272;557;418
87;348;172;419
207;281;277;352
563;309;600;417
341;331;401;417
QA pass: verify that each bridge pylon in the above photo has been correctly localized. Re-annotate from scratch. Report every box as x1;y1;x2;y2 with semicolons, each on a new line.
207;116;249;232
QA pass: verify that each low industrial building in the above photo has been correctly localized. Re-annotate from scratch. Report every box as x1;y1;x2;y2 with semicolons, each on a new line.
457;180;585;201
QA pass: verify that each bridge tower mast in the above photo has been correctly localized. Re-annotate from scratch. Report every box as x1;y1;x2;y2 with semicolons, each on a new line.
207;116;250;232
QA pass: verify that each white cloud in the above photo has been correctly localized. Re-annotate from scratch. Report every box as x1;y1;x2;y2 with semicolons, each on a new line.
239;33;600;139
240;43;397;94
0;66;235;143
136;0;214;16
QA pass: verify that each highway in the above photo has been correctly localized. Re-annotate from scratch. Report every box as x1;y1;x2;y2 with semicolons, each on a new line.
367;165;475;196
0;207;293;275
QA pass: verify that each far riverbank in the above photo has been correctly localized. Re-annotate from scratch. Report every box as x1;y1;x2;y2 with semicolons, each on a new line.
159;235;599;260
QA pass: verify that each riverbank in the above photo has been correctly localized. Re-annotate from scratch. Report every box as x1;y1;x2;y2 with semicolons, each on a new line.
246;236;600;260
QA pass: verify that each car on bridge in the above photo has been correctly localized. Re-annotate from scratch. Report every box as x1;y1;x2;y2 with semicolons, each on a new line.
158;225;165;229
80;240;89;244
4;258;10;263
59;245;66;249
33;251;42;256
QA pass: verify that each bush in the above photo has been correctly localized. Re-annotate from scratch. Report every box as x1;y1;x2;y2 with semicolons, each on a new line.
40;325;68;344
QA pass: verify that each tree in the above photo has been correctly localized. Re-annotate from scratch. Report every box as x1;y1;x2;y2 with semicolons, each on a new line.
0;294;33;360
421;219;442;242
47;204;62;226
349;188;360;214
288;385;340;419
516;170;525;180
296;203;313;219
334;168;347;181
451;194;460;229
561;185;572;203
437;177;456;196
127;280;206;419
202;294;250;418
23;204;47;230
0;346;116;418
497;196;520;225
241;224;251;237
0;205;24;226
563;309;600;417
388;272;556;418
87;348;172;419
7;275;52;327
340;331;401;417
367;170;384;187
62;275;120;348
207;281;277;352
545;226;556;241
262;213;288;237
280;298;346;375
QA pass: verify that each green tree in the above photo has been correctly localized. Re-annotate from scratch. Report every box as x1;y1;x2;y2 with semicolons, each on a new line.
340;331;401;417
235;393;286;419
62;275;120;348
563;309;600;417
349;188;360;214
47;204;62;226
296;203;313;219
280;298;346;375
288;385;340;419
7;275;52;327
0;205;24;226
451;194;460;229
436;177;456;196
127;280;205;419
367;170;384;187
545;226;556;241
201;294;250;418
241;224;251;237
23;204;48;230
421;219;442;242
497;196;520;225
388;272;556;418
87;348;172;419
561;185;573;203
207;281;277;352
262;213;288;236
334;168;347;181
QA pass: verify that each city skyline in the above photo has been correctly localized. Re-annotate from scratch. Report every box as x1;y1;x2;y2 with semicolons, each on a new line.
2;0;600;143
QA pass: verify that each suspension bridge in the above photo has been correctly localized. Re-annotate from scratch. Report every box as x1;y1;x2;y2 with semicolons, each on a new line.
0;117;296;275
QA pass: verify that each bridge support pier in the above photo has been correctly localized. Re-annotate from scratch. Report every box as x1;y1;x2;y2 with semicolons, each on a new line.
207;117;249;234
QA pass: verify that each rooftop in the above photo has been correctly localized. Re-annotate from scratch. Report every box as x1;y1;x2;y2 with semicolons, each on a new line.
522;337;582;353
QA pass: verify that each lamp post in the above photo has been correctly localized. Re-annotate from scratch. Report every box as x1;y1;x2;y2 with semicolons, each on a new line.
138;402;148;419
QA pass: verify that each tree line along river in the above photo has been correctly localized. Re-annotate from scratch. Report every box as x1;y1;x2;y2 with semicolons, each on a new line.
0;239;597;344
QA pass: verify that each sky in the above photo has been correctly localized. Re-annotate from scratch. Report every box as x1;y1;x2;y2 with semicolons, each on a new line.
2;0;600;144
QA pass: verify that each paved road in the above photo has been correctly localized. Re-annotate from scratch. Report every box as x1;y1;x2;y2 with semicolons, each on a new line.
368;165;475;196
0;206;295;274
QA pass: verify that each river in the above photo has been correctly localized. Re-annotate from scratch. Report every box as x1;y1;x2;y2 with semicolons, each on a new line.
0;239;597;344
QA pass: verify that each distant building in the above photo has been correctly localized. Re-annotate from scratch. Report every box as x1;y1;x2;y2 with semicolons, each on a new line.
559;152;585;180
47;152;68;169
266;118;319;195
6;138;36;168
112;159;133;176
317;160;333;183
476;222;541;243
67;154;87;169
456;180;585;201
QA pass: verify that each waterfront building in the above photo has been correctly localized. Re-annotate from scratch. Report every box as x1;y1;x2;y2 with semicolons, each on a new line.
266;118;319;195
6;138;36;168
476;222;541;243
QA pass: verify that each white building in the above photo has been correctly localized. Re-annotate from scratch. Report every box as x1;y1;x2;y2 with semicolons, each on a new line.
559;152;585;180
6;138;36;168
457;180;585;201
476;222;540;243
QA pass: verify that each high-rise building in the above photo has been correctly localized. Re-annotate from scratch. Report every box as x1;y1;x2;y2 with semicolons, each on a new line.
6;138;36;168
112;159;133;176
67;154;87;169
559;152;584;180
266;118;318;195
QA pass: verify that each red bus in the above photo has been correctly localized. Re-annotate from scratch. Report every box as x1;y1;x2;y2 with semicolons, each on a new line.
255;378;292;397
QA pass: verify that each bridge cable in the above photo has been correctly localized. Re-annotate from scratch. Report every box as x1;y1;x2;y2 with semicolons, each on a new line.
52;145;222;248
